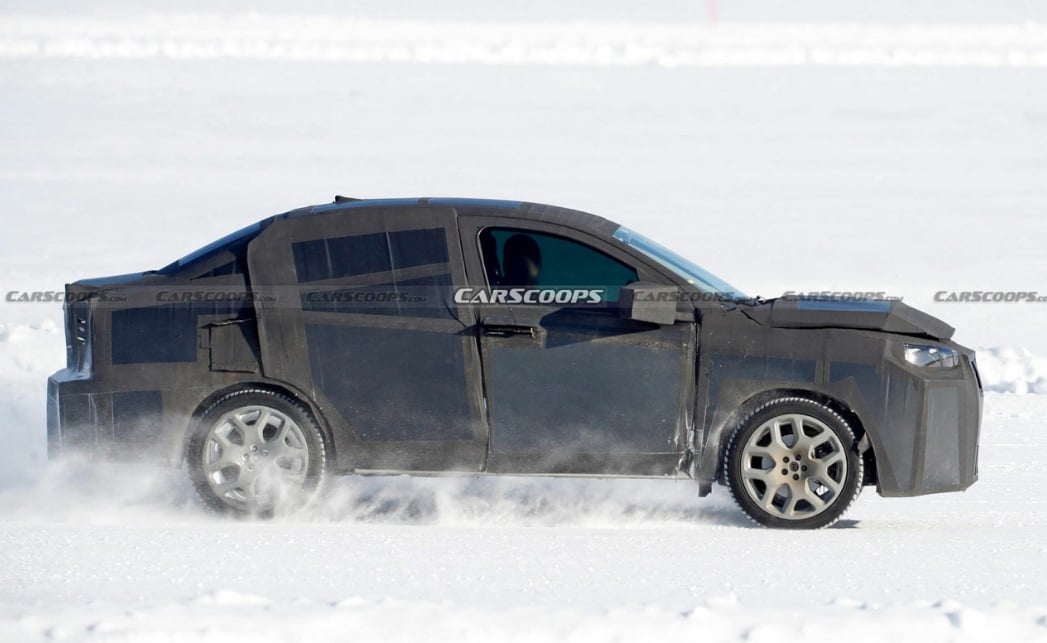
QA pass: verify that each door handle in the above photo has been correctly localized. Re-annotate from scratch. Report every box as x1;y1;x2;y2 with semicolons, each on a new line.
481;323;545;342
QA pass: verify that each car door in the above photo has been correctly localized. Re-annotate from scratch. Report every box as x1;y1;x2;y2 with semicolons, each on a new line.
247;206;488;472
459;215;697;476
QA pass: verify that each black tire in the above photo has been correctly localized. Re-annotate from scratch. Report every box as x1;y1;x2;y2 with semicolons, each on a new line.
725;397;863;529
187;389;327;516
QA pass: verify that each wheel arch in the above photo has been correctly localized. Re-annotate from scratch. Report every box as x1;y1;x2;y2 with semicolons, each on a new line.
180;379;336;467
708;387;878;487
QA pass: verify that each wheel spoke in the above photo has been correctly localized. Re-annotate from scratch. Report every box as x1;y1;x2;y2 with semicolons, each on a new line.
803;484;828;508
770;421;790;450
271;419;290;447
746;446;777;461
819;451;845;468
211;430;236;450
742;466;772;482
789;415;808;440
214;479;240;497
204;455;239;473
229;414;254;442
269;422;305;456
762;483;783;511
810;431;834;449
276;459;308;480
255;408;272;438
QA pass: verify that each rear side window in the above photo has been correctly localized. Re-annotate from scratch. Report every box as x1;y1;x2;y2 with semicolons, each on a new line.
292;228;448;283
479;228;637;303
291;228;453;319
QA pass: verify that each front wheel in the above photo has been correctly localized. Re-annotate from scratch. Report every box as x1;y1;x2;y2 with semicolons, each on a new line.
725;397;863;529
187;389;327;516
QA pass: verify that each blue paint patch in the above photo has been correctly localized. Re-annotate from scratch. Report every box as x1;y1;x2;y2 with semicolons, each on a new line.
427;197;522;210
796;299;892;313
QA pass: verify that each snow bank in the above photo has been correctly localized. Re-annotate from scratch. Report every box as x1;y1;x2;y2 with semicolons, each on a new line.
975;347;1047;394
3;15;1047;67
0;321;62;488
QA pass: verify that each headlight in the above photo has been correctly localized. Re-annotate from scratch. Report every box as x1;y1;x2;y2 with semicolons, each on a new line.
904;344;959;369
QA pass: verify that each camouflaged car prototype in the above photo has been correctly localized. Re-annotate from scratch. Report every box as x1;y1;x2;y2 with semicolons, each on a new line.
48;197;982;528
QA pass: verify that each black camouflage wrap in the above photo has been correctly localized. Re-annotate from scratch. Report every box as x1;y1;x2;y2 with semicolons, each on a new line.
48;198;982;497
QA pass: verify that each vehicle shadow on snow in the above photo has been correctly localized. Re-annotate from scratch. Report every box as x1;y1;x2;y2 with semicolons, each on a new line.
829;519;860;529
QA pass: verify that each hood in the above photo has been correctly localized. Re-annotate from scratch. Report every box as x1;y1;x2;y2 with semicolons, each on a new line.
741;298;954;341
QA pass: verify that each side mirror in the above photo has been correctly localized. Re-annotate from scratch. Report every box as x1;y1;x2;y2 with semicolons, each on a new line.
619;282;680;325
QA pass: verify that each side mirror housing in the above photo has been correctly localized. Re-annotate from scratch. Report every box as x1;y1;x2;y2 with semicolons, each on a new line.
619;282;680;325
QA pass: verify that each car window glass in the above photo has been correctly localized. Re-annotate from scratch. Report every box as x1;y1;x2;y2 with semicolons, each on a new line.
291;227;452;319
479;228;638;303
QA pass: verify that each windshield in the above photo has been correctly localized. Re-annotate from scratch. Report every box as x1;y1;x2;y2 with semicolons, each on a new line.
612;226;748;299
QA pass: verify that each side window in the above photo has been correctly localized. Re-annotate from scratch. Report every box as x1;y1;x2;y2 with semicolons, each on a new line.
479;228;638;303
291;227;452;319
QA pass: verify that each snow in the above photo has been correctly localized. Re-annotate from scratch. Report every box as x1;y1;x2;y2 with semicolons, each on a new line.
5;16;1047;67
2;1;1047;640
2;394;1047;641
977;347;1047;394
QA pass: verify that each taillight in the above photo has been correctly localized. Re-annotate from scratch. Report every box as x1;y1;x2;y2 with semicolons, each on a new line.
66;298;93;375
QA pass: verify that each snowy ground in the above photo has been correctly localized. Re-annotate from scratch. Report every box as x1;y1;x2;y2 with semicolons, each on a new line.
1;394;1046;641
2;1;1047;641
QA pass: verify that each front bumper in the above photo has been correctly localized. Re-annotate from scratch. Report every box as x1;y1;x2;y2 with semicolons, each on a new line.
868;342;982;497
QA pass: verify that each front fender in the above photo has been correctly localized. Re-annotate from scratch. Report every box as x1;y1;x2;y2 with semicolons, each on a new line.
694;314;981;497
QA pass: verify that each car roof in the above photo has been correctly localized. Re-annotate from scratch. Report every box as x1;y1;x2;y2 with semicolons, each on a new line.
278;196;621;239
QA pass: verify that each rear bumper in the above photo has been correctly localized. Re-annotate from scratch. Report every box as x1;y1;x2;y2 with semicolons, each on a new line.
47;369;168;459
48;369;105;457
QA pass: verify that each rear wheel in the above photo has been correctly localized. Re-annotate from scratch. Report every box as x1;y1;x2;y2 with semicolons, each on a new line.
725;397;863;529
187;390;327;516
